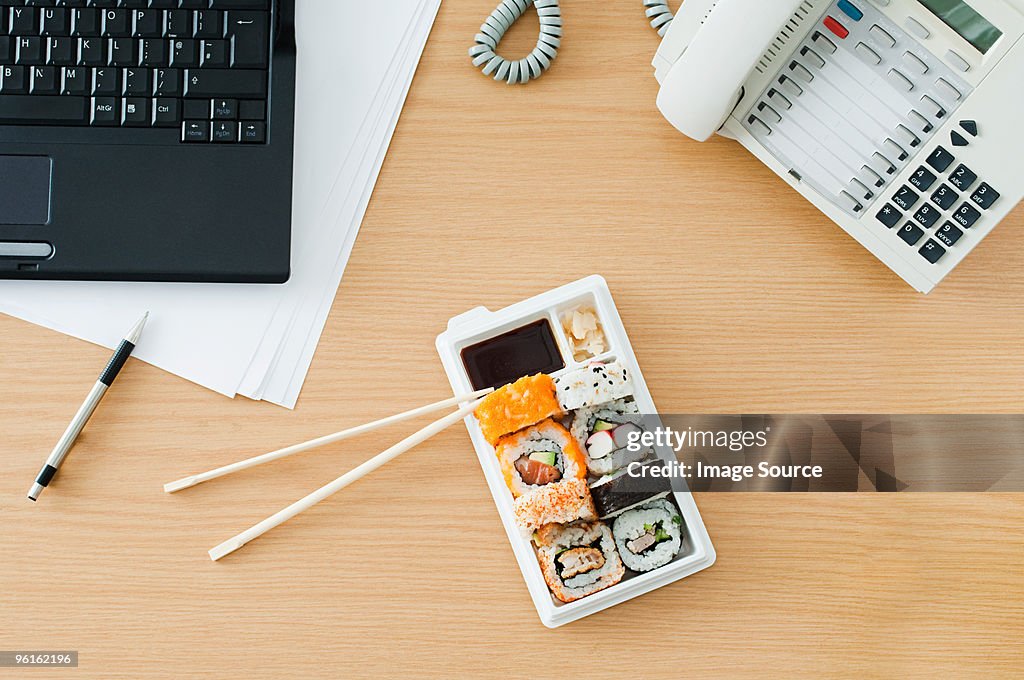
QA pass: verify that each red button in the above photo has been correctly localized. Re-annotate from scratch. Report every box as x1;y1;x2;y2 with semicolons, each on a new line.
824;16;849;38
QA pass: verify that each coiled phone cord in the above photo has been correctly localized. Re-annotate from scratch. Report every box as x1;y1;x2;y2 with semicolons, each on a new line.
468;1;674;84
643;1;676;37
468;0;563;85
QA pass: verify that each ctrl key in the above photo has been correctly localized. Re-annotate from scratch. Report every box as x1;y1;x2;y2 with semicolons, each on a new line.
182;120;209;142
239;121;265;143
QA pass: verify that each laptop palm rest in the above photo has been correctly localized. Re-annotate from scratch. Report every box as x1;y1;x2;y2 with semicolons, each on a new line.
0;156;52;225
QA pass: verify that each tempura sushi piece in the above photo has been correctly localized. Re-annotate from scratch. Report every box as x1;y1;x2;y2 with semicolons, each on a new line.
553;360;632;412
612;498;684;572
535;521;624;603
513;478;596;535
570;397;653;476
474;373;562;446
496;419;587;497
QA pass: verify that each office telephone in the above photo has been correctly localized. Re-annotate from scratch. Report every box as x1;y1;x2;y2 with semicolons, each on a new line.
654;0;1024;292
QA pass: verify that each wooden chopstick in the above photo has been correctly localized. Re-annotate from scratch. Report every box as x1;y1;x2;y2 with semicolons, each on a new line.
164;388;493;493
208;397;485;561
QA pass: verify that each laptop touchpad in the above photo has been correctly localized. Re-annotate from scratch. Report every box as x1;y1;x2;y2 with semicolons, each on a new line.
0;156;52;225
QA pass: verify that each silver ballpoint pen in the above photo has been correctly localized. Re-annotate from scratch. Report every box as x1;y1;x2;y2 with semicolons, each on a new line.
27;313;149;502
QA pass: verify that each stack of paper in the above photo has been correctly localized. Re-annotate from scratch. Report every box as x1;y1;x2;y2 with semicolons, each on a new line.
0;0;442;408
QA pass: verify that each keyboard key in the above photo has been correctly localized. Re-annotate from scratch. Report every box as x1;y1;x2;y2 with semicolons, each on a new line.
970;182;999;209
78;37;105;65
108;37;135;65
153;67;180;96
47;37;76;65
226;10;268;67
211;97;236;119
182;119;209;142
152;97;179;126
0;66;27;94
101;9;130;38
913;203;940;228
30;65;58;95
918;239;945;263
165;10;192;39
121;96;148;126
194;10;223;39
91;66;118;94
122;66;148;95
139;37;168;66
10;8;39;36
41;8;70;36
926;146;954;172
61;66;88;95
898;222;924;246
0;93;86;123
930;183;957;210
0;38;10;63
90;95;118;125
948;164;976;191
892;185;918;211
951;202;980;228
212;119;236;142
132;9;162;38
183;68;266;97
935;221;963;247
908;166;936;191
239;119;264;143
201;39;228;67
16;37;45;65
170;38;199;67
876;203;901;228
72;9;100;38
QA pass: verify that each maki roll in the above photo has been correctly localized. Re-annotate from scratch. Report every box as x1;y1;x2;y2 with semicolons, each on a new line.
612;499;685;572
496;419;587;497
474;373;563;445
589;460;672;518
535;521;625;603
570;397;653;476
553;360;632;412
513;478;596;535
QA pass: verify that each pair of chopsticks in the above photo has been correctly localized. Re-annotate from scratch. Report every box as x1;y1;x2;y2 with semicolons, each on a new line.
164;388;493;561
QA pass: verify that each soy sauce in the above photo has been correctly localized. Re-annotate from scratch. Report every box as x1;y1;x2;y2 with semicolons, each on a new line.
461;319;564;390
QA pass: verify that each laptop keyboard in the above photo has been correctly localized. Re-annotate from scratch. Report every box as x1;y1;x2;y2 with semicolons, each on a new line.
0;1;272;144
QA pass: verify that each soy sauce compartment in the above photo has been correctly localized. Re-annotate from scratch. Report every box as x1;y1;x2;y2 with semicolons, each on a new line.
460;317;565;391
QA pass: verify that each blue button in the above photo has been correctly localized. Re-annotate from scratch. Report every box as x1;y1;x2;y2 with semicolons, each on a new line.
838;0;863;21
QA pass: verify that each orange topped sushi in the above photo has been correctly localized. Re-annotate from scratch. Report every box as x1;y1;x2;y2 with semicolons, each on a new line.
495;419;587;498
473;373;562;445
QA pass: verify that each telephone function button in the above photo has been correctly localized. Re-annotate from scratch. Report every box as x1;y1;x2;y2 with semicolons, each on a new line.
946;49;970;72
837;0;864;21
959;120;978;137
950;130;969;147
856;42;881;65
824;16;849;39
869;25;896;48
902;51;928;74
812;31;838;54
904;17;930;39
935;78;961;101
886;68;913;91
919;95;945;119
876;203;902;229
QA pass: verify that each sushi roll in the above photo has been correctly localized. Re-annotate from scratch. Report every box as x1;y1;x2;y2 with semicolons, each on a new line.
570;397;654;476
474;373;563;445
513;478;597;535
612;498;685;572
496;419;587;497
535;521;625;602
589;460;672;518
553;360;632;412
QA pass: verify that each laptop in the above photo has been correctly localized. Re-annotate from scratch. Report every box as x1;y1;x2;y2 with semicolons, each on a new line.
0;0;295;283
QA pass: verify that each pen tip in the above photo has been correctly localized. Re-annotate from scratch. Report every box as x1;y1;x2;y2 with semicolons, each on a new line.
125;312;149;345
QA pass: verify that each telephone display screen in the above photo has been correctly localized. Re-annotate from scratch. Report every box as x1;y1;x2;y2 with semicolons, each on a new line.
916;0;1003;53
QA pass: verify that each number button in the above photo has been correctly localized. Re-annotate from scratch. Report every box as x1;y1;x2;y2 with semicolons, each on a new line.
925;146;955;172
898;222;925;245
918;239;946;263
948;164;977;191
970;182;999;209
908;165;936;191
951;202;980;228
930;183;958;210
876;203;902;228
892;185;919;211
913;204;940;229
935;221;963;247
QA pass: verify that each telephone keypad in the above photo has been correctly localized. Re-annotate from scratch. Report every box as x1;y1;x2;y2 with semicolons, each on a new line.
970;183;999;210
930;184;957;211
948;164;976;191
951;203;981;228
876;203;902;228
908;166;936;191
892;185;918;210
926;146;954;172
913;204;940;229
935;222;963;247
919;239;946;263
898;222;924;245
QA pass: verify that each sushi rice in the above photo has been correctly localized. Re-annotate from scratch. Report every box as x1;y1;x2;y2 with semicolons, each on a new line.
570;397;653;476
535;521;625;603
553;360;632;412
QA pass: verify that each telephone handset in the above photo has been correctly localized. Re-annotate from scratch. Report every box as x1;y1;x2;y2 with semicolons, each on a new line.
656;0;805;140
653;0;1024;293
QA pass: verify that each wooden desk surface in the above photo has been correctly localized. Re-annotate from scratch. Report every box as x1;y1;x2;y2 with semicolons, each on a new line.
2;4;1022;678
